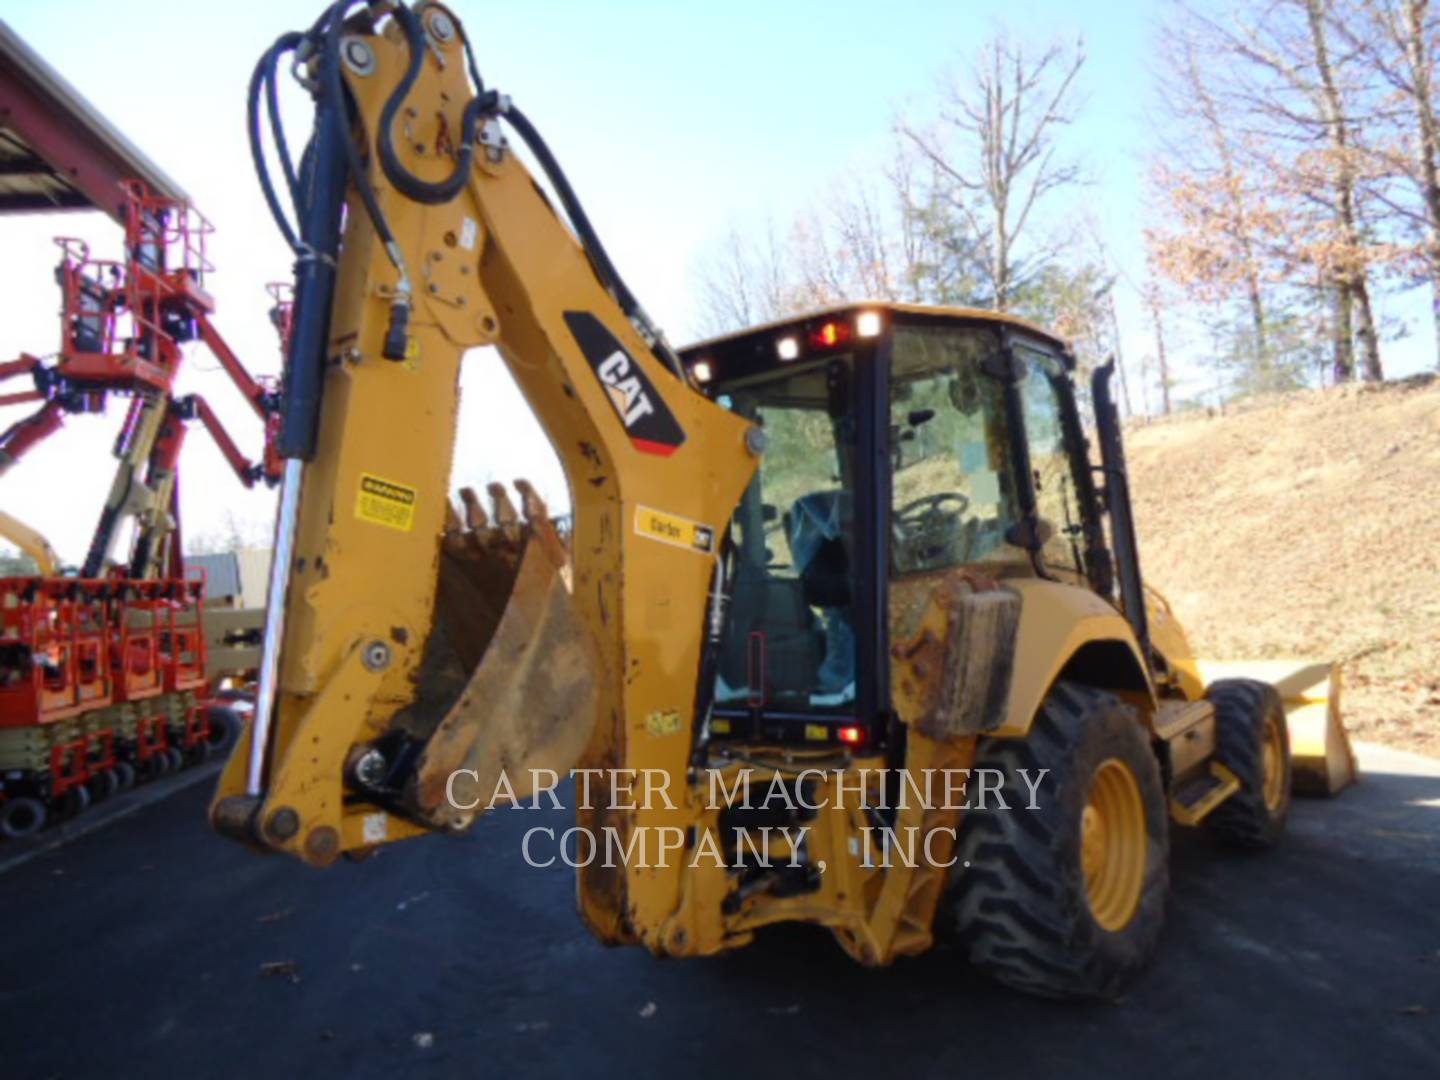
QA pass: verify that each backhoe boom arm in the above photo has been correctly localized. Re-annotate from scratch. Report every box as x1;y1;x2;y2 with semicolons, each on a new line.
212;1;757;947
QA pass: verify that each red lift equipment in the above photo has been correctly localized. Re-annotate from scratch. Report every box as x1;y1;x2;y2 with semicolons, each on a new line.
0;180;277;837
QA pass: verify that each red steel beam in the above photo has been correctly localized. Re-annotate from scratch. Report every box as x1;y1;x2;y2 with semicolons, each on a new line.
0;23;184;222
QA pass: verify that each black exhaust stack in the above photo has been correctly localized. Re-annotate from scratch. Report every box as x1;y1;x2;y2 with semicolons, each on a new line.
1091;359;1150;664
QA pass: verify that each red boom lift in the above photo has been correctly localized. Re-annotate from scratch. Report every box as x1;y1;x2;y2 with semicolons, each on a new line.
0;180;279;837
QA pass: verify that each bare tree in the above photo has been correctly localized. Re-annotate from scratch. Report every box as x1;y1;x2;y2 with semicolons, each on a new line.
1337;0;1440;369
1304;0;1383;380
1150;31;1275;363
1142;277;1175;415
691;221;797;337
690;140;969;332
1191;0;1387;381
1078;219;1135;414
790;176;907;308
899;33;1086;311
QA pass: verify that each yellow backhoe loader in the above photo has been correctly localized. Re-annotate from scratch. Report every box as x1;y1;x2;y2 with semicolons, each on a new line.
213;0;1356;999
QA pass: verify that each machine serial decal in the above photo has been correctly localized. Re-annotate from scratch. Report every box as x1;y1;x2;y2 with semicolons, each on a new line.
634;505;715;554
355;472;417;532
563;310;686;456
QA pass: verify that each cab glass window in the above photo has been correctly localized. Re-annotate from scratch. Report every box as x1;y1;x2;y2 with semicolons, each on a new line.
1017;346;1086;578
889;325;1027;578
711;357;858;711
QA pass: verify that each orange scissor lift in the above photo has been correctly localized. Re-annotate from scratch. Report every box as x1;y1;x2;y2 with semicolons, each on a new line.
0;180;280;837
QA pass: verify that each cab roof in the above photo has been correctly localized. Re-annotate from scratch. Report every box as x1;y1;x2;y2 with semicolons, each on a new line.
681;300;1070;356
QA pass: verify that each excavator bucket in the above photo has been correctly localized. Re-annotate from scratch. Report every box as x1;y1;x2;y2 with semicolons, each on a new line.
396;480;597;828
1198;658;1357;796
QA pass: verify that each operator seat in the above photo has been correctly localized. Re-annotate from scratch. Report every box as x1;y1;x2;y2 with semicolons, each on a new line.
786;491;852;610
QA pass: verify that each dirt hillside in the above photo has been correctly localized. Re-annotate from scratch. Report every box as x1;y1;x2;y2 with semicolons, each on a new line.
1125;375;1440;758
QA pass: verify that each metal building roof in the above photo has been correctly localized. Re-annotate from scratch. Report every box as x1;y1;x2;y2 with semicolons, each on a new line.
0;20;185;221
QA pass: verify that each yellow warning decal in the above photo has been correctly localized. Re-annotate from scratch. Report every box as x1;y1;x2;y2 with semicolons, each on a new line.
634;505;715;555
355;472;417;532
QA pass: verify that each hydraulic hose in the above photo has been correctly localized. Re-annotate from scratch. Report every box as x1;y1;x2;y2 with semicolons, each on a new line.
492;98;686;378
250;1;683;373
376;3;484;205
247;32;305;251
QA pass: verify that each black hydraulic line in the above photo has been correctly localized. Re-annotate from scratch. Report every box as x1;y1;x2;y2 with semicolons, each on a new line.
492;99;686;379
252;0;408;449
1092;358;1151;662
376;4;483;205
319;1;422;360
322;3;398;252
264;35;304;216
276;9;352;461
260;0;683;391
247;32;304;252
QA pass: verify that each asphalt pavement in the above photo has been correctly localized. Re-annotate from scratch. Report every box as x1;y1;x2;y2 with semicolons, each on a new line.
1;743;1437;1079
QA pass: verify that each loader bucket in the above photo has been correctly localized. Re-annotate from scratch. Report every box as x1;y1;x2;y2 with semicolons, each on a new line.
397;481;597;828
1197;659;1357;796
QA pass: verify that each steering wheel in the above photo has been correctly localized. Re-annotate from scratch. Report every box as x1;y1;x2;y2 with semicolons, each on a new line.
893;492;971;570
895;491;970;530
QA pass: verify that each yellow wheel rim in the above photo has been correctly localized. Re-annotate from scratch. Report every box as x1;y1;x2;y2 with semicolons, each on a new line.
1081;758;1147;932
1261;714;1286;811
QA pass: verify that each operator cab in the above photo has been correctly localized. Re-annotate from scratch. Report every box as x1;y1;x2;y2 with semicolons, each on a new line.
681;303;1104;753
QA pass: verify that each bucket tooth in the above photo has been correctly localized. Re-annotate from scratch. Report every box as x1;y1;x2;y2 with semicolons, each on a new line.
487;481;520;528
514;478;549;524
459;486;488;531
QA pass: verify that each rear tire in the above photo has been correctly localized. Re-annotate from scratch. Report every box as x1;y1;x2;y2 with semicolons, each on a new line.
0;796;47;839
943;681;1169;1000
1203;679;1290;849
113;762;136;790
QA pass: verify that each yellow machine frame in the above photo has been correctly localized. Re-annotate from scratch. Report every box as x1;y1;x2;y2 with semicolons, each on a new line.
214;2;1353;969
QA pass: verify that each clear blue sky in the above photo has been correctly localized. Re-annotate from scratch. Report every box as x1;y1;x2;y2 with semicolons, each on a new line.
1;0;1429;560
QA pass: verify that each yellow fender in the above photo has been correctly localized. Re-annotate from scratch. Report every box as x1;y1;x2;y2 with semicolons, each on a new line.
990;579;1154;736
892;574;1153;739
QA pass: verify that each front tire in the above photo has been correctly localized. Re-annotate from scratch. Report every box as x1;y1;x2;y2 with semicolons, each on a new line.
1203;679;1290;849
944;681;1169;1000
